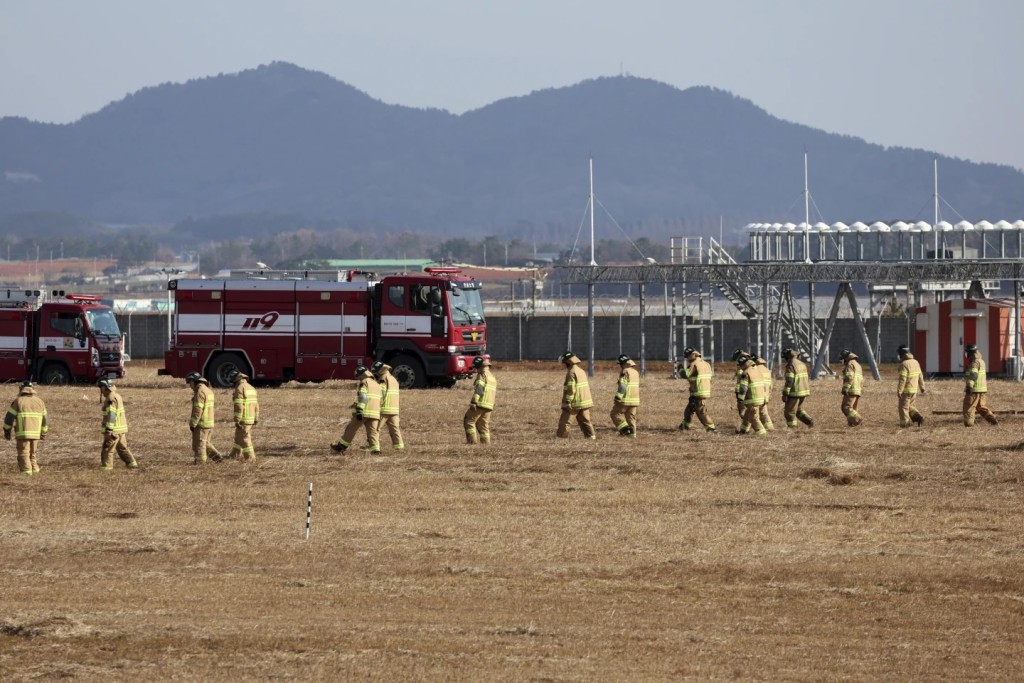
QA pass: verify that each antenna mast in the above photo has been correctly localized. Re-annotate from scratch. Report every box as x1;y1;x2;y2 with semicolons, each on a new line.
589;156;597;266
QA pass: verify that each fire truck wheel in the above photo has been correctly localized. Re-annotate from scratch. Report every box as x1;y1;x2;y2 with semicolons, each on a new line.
208;353;250;389
40;363;72;385
390;354;426;390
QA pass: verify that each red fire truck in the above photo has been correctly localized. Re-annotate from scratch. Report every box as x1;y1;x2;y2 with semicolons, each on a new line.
0;288;126;383
159;268;487;388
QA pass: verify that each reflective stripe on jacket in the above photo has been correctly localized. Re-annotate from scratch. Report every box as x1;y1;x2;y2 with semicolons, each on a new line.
615;367;640;405
842;360;863;396
233;380;260;425
739;364;767;406
563;365;594;409
379;372;400;415
471;368;497;410
353;378;382;419
966;357;988;393
783;359;810;398
686;359;713;398
4;393;48;439
897;355;924;395
191;384;215;428
103;390;128;434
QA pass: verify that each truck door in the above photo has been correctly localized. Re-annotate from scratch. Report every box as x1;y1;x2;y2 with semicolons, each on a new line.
37;307;90;379
379;282;446;341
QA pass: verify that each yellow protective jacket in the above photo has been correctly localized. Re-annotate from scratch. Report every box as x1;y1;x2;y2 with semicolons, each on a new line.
190;383;216;429
842;359;863;396
233;379;260;425
562;364;594;410
4;388;48;439
897;354;925;395
738;362;767;406
965;356;988;393
755;358;773;403
733;366;746;403
783;359;810;398
353;377;382;419
102;389;129;434
686;358;713;398
470;368;497;410
378;371;401;416
615;366;640;405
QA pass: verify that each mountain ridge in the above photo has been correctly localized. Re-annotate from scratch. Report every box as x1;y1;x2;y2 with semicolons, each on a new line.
1;62;1021;243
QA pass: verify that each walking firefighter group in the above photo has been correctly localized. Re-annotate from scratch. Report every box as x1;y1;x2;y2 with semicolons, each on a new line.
3;343;999;476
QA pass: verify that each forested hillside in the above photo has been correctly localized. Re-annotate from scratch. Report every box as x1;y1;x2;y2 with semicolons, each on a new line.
2;62;1022;246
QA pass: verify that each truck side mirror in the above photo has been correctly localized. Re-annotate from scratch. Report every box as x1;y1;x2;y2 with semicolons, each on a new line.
429;288;442;305
431;304;443;317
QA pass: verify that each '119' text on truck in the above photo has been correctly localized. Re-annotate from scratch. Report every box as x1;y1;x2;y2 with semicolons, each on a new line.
159;268;487;388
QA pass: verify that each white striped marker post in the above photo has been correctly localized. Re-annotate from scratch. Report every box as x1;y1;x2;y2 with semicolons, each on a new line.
305;482;313;540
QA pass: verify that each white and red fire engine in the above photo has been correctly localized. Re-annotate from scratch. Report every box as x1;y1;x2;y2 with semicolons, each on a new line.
0;288;126;383
159;268;487;388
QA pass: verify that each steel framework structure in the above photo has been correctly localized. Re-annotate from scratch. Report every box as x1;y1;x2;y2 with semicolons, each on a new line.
558;260;1024;381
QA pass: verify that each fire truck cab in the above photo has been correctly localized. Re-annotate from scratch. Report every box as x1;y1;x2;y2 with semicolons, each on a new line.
0;289;126;384
160;268;486;388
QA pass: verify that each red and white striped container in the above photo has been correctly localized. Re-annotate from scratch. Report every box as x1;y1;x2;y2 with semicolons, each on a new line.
914;298;1020;374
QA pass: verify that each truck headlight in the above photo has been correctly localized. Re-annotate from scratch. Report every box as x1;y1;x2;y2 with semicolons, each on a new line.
448;345;457;354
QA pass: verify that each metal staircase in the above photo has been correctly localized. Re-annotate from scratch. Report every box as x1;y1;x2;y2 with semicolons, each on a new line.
679;237;829;358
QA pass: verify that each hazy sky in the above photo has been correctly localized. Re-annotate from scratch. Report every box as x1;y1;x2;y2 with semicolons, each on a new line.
2;0;1022;170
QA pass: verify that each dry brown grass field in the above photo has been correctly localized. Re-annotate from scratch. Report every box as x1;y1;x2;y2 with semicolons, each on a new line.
3;359;1024;681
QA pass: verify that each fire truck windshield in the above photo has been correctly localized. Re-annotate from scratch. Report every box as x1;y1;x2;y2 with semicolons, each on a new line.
449;287;485;325
85;308;121;337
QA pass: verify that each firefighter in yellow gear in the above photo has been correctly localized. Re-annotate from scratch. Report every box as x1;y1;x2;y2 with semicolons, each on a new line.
229;370;259;460
557;351;596;439
98;379;138;470
332;365;382;454
731;348;749;430
963;344;998;427
464;355;497;444
896;345;926;427
679;347;716;432
839;349;863;426
372;361;405;450
736;355;767;435
4;381;48;476
186;372;223;464
610;354;640;437
754;356;775;430
781;348;814;428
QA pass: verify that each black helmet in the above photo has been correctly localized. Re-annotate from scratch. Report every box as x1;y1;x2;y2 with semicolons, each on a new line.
782;347;796;360
473;355;491;368
736;354;750;365
839;349;851;360
97;378;114;390
559;351;575;362
185;371;202;383
965;344;978;355
370;361;385;373
683;346;697;358
617;354;631;365
897;345;910;358
19;380;33;389
731;348;748;362
226;369;241;383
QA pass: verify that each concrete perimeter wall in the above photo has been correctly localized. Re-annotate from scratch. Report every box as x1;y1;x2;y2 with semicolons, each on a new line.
120;312;911;364
486;315;910;362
